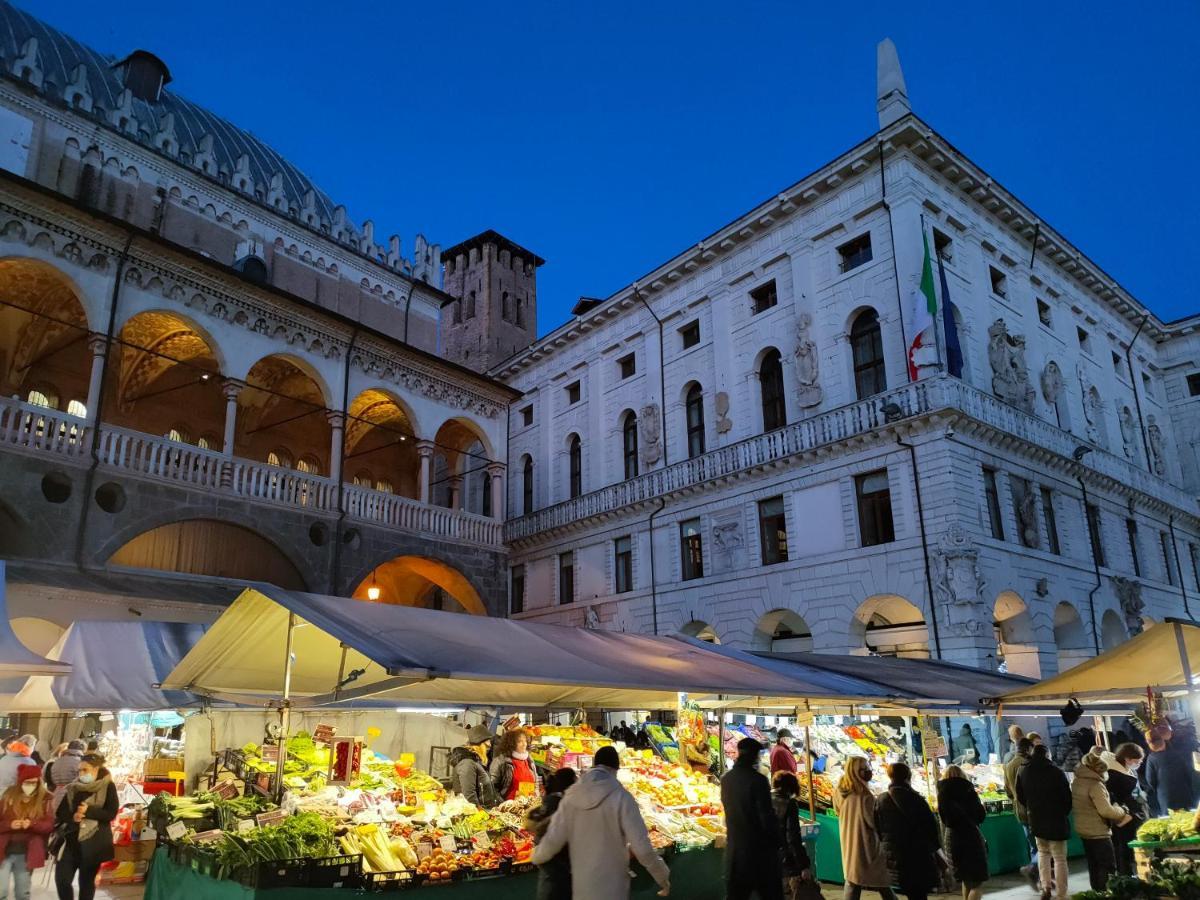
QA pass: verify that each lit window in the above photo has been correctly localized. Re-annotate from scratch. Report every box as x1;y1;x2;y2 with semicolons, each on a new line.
197;436;211;450
268;449;293;469
25;389;57;409
296;456;319;474
166;427;189;444
353;472;373;487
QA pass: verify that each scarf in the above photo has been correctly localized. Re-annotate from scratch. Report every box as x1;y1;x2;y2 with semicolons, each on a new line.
69;776;111;844
511;750;530;761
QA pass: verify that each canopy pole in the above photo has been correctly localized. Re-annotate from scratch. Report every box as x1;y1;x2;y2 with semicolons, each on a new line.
1174;621;1196;701
276;612;297;801
333;643;348;700
718;697;726;775
801;702;815;823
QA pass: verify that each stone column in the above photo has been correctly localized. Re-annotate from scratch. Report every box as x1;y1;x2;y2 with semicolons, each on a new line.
220;379;244;456
487;462;506;520
447;474;463;510
327;411;345;479
84;334;108;424
416;440;435;503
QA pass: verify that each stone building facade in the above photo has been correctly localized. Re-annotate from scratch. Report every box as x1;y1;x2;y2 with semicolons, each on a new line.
497;42;1200;680
0;4;515;628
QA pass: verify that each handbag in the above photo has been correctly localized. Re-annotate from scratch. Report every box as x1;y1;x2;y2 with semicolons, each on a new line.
46;821;70;859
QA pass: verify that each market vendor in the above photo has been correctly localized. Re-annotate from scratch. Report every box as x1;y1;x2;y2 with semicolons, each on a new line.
491;728;540;801
770;729;798;776
449;725;500;809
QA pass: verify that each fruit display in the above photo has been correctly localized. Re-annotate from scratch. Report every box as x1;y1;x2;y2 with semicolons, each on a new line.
1137;810;1200;845
414;848;460;882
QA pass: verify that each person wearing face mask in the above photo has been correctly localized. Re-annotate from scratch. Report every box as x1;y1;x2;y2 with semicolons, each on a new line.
770;730;799;777
0;739;35;793
833;757;896;900
0;764;55;900
53;753;117;900
1101;743;1148;877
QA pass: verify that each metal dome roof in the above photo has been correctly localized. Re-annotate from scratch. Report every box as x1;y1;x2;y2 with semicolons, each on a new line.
0;1;353;237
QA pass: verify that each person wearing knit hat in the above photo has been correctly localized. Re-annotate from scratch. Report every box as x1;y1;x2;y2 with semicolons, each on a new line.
0;761;55;897
1072;748;1131;891
448;725;499;809
0;738;33;794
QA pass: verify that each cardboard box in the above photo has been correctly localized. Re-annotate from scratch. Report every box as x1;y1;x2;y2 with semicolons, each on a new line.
114;840;156;862
143;757;183;778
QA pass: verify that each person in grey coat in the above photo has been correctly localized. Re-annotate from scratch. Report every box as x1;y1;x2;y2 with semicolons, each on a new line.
47;740;85;811
0;737;35;792
448;725;499;809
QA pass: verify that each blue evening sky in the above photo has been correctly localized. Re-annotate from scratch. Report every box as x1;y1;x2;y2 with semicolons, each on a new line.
37;1;1199;333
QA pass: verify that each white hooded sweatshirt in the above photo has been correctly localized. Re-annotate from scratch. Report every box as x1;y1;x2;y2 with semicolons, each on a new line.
531;766;670;899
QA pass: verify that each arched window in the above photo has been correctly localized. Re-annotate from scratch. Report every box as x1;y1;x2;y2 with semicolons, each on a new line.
622;412;639;480
850;309;886;400
295;455;319;474
522;456;534;515
166;426;189;444
375;479;393;494
353;471;373;487
685;383;705;458
25;388;58;409
481;471;492;517
66;399;87;419
759;349;786;432
268;449;293;469
568;434;582;498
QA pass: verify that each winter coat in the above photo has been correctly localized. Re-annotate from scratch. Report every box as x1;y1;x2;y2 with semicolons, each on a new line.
46;750;82;812
490;753;539;801
1102;753;1147;853
1002;753;1029;824
531;766;669;900
770;743;798;775
527;792;571;900
0;752;33;793
1145;747;1198;816
1016;756;1072;841
1071;760;1127;840
55;780;119;868
876;782;941;893
772;791;812;878
448;747;498;809
937;777;988;886
721;759;783;884
832;787;890;888
0;793;55;871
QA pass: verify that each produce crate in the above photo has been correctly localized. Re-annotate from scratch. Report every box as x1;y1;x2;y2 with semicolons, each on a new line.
234;857;310;889
362;869;424;892
307;853;363;888
1132;839;1200;881
185;846;221;879
144;757;184;778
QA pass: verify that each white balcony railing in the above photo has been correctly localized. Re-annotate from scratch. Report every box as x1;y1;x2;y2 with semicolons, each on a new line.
0;395;502;548
506;375;1199;542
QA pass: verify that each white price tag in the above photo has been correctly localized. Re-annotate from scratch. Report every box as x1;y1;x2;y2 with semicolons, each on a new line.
166;821;187;841
438;834;457;853
472;831;491;849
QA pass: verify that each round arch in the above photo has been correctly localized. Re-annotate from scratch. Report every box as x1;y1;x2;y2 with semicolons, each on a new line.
751;344;785;373
1053;601;1090;672
107;518;307;589
345;388;420;498
994;591;1041;677
679;619;720;644
351;555;487;616
434;416;495;462
751;609;812;653
851;595;929;658
1100;608;1127;651
844;304;883;336
237;354;332;472
243;352;333;408
678;379;704;405
115;306;228;374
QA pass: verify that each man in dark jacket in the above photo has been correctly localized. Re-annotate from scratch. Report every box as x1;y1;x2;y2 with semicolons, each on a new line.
1016;746;1072;900
1004;738;1038;887
1145;734;1198;817
875;762;941;900
721;738;783;900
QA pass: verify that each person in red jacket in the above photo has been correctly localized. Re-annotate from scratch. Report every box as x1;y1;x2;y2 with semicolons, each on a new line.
770;730;799;776
0;763;56;900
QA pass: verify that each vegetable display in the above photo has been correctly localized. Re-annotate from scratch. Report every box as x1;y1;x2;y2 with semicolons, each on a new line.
1137;810;1200;844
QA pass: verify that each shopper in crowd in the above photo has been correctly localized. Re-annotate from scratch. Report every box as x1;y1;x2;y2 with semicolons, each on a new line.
937;766;988;900
0;763;55;900
1102;743;1147;876
45;740;85;812
1003;737;1038;887
951;724;979;764
1026;732;1043;748
1016;745;1072;900
527;767;578;900
43;745;67;789
448;725;499;809
0;739;35;794
1002;725;1025;763
532;745;670;899
1145;723;1198;817
771;730;799;777
54;752;118;900
1071;749;1131;891
833;757;896;900
721;738;783;900
632;724;652;751
490;728;539;802
772;771;814;900
876;762;941;900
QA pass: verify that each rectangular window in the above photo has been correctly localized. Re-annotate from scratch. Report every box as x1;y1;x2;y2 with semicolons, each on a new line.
1191;544;1200;591
1141;372;1154;401
452;299;462;324
679;320;700;349
1161;532;1176;586
1041;487;1060;555
520;405;533;427
618;353;636;379
758;496;789;565
856;470;895;547
1077;327;1091;353
983;468;1005;540
1126;518;1141;577
680;519;704;581
837;234;873;273
510;564;525;615
1189;374;1200;397
614;536;633;593
558;552;574;605
1037;299;1052;327
1086;503;1106;568
1112;351;1123;374
565;381;581;405
933;228;953;264
750;280;779;314
989;266;1007;298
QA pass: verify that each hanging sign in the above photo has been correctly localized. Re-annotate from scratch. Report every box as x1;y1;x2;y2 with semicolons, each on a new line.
313;724;336;745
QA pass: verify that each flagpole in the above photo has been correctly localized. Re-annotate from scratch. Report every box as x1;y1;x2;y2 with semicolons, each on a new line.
919;214;945;372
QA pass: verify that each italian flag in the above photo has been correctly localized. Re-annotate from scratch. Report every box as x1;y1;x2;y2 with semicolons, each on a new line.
907;230;938;380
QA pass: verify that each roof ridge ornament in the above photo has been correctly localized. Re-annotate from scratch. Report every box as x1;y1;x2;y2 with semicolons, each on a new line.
876;38;910;129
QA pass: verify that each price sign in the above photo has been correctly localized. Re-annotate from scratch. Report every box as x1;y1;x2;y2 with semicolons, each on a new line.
236;819;256;833
794;712;815;727
472;832;491;849
255;809;288;828
212;780;239;800
416;842;433;860
313;723;336;745
165;821;188;841
192;829;223;844
438;834;458;854
260;744;280;762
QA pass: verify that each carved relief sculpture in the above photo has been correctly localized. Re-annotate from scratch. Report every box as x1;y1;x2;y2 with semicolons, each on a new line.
1119;406;1138;461
1012;477;1040;549
1147;415;1166;476
714;392;732;434
639;403;662;467
793;313;822;409
1077;365;1103;446
1111;576;1145;636
930;525;989;637
1040;360;1064;406
710;516;746;574
987;319;1035;413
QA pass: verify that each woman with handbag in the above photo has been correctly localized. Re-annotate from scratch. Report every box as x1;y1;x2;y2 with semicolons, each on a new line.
937;766;989;900
875;762;942;900
0;764;55;900
53;753;117;900
832;757;896;900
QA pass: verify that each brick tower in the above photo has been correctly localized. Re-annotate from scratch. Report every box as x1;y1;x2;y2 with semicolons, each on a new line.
440;230;543;372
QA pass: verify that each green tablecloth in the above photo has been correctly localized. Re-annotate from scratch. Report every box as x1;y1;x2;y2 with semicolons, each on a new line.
146;845;726;899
